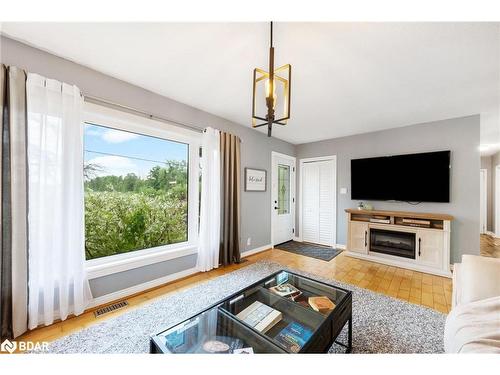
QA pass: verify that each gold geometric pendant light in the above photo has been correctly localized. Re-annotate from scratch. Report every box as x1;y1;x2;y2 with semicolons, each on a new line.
252;21;291;137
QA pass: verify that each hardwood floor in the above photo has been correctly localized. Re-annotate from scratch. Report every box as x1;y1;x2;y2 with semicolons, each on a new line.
480;233;500;258
15;248;453;350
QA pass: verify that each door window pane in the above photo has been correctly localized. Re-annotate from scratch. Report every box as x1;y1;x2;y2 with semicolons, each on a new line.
84;123;189;260
278;164;290;215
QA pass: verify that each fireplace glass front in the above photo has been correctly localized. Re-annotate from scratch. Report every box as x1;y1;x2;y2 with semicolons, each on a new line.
369;229;416;259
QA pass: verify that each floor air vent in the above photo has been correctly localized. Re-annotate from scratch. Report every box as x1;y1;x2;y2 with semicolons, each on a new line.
94;300;129;317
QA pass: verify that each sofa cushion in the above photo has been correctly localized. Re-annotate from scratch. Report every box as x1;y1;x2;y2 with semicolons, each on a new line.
460;255;500;305
444;295;500;353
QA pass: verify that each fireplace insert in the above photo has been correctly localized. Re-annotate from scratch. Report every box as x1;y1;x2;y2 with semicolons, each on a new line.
369;228;416;259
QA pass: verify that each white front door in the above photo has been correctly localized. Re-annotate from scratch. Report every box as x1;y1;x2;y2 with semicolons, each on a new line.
480;169;487;234
272;152;296;246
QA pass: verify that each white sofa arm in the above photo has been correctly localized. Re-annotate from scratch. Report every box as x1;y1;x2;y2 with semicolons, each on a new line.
451;263;461;309
454;255;500;307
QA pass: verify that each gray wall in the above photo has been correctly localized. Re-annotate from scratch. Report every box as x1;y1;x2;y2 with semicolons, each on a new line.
90;254;197;297
492;151;500;233
1;35;482;298
481;156;493;231
296;116;481;263
1;36;295;298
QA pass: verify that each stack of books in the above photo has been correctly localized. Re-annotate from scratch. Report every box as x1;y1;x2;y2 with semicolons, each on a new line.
269;283;336;314
269;283;302;301
401;218;431;227
370;215;391;224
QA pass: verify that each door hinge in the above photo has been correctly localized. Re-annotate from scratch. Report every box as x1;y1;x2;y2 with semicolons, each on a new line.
292;198;295;203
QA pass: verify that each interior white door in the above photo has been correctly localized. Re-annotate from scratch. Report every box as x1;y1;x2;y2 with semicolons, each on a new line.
319;161;335;245
301;159;336;246
302;162;320;243
480;169;487;234
272;154;295;245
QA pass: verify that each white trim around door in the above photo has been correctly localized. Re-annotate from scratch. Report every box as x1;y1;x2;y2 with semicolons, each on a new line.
480;168;487;234
299;155;337;247
271;151;296;247
496;165;500;236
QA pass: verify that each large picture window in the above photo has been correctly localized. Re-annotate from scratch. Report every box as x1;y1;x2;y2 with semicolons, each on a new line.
84;123;190;261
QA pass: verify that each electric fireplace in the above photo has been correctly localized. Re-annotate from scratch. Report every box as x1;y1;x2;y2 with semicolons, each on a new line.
370;228;416;259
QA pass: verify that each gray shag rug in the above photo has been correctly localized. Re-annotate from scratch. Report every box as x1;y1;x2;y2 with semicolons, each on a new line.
276;241;343;261
38;261;446;354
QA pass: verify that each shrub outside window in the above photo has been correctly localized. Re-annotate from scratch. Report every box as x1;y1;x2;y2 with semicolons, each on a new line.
84;123;190;261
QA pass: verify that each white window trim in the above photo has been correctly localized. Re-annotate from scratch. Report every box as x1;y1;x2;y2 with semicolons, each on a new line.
83;102;201;279
86;245;198;279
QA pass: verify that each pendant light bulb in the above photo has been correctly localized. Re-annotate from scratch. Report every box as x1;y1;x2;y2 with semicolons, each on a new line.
265;79;277;109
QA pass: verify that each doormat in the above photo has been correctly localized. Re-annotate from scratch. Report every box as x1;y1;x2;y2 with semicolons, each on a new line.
275;241;342;261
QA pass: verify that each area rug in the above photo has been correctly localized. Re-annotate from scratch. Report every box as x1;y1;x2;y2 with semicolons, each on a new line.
276;240;342;261
37;261;446;354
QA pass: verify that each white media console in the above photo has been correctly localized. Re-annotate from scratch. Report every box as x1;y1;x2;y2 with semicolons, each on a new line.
345;209;453;277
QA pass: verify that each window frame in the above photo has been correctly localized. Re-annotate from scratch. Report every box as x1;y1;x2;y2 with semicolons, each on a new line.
83;102;201;279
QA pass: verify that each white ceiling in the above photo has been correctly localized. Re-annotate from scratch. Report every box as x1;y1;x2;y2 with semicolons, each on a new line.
2;22;500;151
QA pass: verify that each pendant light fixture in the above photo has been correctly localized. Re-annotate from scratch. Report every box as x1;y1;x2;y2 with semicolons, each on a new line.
252;21;291;137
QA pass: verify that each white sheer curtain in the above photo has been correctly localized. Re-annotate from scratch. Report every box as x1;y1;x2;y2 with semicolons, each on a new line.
196;127;221;272
26;73;92;329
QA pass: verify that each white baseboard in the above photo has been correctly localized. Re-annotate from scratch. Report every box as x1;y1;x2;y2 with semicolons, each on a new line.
485;231;500;238
88;266;199;308
289;238;345;249
242;244;272;257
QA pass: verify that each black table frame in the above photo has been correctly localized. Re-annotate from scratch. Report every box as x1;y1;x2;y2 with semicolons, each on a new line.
150;270;352;354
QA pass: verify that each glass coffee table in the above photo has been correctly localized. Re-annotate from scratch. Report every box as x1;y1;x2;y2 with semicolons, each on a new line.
150;270;352;354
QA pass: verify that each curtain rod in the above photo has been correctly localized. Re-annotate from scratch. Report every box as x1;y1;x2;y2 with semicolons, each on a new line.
83;94;204;134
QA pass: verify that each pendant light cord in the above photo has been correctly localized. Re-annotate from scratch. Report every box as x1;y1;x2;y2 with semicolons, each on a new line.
270;21;273;48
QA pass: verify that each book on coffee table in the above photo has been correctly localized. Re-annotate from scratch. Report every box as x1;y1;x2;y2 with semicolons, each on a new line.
269;283;301;298
308;296;336;314
236;301;282;333
274;322;313;353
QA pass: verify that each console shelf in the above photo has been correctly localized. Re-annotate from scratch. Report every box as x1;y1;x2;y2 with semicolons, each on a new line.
345;209;453;277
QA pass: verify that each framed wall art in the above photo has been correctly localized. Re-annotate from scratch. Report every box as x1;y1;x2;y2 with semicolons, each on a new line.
245;168;267;192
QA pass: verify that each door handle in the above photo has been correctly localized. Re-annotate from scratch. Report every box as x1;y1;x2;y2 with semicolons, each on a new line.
364;231;367;247
418;238;421;257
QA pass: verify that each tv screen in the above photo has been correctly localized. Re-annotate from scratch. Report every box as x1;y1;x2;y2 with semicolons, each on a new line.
351;151;451;203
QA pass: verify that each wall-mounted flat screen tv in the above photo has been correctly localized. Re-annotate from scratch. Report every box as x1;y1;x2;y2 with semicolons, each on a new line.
351;150;451;203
